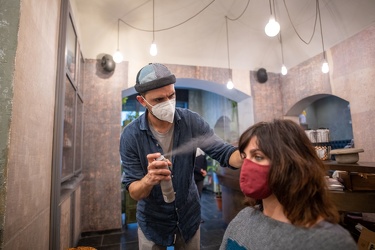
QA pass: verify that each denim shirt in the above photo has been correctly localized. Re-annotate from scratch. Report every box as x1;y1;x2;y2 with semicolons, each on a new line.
119;108;237;246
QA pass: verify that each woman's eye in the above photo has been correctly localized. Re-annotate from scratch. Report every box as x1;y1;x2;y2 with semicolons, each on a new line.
254;155;264;161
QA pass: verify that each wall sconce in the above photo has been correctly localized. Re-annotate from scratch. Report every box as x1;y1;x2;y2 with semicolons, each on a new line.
101;54;116;72
113;19;123;63
265;0;280;37
225;17;234;90
317;0;329;73
150;0;158;56
257;68;268;83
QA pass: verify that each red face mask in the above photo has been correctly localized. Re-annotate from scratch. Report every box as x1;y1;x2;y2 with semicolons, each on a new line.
240;159;272;200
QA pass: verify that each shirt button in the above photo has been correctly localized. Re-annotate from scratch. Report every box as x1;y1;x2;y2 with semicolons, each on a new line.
176;208;178;211
177;222;179;225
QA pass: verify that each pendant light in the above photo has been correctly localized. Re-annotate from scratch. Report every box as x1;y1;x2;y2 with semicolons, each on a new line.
149;0;157;56
113;19;123;63
317;0;329;73
225;17;234;89
265;0;280;37
279;31;287;75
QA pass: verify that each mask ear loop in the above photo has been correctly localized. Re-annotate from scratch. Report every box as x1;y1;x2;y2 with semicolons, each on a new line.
140;95;159;120
140;95;154;108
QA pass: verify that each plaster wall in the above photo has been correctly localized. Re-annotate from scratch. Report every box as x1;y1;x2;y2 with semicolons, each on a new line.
250;71;284;122
278;25;375;161
0;0;19;246
81;60;128;232
1;0;60;249
330;25;375;162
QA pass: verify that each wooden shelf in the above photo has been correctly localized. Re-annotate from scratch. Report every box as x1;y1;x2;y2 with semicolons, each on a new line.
324;161;375;213
329;190;375;213
324;160;375;173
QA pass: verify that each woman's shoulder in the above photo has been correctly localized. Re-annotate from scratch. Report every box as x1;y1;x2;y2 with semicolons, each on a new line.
310;221;357;248
223;212;356;250
230;207;264;225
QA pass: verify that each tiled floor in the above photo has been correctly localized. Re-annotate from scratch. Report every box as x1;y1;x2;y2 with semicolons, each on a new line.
76;189;227;250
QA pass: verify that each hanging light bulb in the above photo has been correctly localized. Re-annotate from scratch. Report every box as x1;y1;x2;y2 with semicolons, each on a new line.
265;16;280;37
150;42;157;56
279;30;287;75
113;19;123;63
149;0;158;56
227;79;234;89
281;65;288;75
321;60;329;73
225;17;234;90
318;0;329;74
113;50;123;63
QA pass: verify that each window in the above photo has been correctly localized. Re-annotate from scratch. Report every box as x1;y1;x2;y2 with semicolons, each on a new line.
61;11;84;183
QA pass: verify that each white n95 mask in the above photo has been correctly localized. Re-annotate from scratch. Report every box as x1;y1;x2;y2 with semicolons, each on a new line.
142;97;176;123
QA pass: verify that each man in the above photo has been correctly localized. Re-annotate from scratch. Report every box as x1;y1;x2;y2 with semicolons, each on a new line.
119;63;242;249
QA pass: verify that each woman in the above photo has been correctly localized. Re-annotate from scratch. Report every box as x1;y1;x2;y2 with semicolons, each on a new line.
220;119;356;250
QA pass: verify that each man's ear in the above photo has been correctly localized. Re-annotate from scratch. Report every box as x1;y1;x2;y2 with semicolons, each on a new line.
136;95;146;107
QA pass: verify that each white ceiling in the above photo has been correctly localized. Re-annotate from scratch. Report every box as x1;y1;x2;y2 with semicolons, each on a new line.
71;0;375;74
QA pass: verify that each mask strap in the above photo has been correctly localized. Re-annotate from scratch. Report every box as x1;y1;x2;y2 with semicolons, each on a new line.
141;95;160;120
140;95;153;108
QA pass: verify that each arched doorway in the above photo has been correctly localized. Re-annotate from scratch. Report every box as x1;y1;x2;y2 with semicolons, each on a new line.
286;94;353;141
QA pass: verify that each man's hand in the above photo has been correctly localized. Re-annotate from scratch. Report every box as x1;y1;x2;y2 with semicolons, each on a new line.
144;153;172;185
128;152;172;201
200;169;207;177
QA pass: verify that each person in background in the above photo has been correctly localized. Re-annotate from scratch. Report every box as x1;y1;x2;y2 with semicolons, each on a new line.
194;148;208;224
120;63;243;250
194;148;208;198
220;119;357;250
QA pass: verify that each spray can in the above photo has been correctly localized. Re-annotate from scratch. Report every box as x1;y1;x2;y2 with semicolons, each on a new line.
156;155;175;203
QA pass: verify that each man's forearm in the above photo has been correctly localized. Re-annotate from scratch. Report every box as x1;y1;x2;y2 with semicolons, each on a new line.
128;175;154;201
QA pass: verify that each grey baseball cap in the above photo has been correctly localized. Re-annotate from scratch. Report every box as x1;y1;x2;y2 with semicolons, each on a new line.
135;63;176;93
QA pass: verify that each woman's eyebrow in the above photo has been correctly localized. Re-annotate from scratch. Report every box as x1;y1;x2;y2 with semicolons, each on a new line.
249;148;261;154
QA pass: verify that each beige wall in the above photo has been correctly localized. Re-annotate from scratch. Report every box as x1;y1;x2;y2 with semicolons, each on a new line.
2;0;60;249
277;25;375;162
330;25;375;162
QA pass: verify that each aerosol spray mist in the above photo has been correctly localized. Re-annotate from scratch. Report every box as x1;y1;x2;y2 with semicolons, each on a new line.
156;155;175;203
